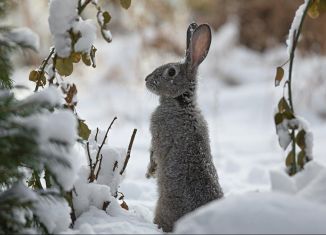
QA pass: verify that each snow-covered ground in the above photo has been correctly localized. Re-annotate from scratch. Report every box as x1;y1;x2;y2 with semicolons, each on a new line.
12;20;326;233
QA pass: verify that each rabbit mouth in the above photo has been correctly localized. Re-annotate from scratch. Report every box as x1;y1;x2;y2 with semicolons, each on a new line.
146;81;159;94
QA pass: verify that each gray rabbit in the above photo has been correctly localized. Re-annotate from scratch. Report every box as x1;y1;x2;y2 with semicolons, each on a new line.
145;23;224;232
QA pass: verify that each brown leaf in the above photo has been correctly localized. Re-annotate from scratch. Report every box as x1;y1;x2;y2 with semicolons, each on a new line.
70;52;82;63
274;113;283;125
120;201;129;210
297;150;306;168
296;129;306;149
29;70;39;82
275;66;284;87
278;97;291;113
285;151;295;168
64;84;77;105
82;53;91;66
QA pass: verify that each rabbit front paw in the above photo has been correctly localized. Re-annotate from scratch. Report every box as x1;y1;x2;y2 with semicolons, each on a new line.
145;163;157;179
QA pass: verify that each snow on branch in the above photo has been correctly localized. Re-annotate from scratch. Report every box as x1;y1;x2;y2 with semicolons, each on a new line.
286;0;311;56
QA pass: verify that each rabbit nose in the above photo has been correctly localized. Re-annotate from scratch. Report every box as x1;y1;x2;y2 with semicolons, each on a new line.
145;74;151;82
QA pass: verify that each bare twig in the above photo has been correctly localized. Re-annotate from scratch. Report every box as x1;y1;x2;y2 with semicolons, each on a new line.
89;117;117;182
86;142;96;182
78;0;92;14
95;127;99;142
95;154;103;180
95;117;117;166
120;129;137;175
86;142;92;167
118;192;125;200
112;161;118;171
102;201;110;211
34;48;55;92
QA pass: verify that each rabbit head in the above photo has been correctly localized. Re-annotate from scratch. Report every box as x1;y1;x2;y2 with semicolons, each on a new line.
145;23;212;98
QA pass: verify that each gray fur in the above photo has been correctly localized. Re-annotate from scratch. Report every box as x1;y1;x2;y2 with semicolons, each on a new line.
145;23;223;232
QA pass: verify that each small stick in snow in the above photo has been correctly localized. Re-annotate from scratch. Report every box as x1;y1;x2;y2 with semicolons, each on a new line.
86;142;92;168
94;127;99;142
120;128;137;175
112;161;118;172
95;154;103;180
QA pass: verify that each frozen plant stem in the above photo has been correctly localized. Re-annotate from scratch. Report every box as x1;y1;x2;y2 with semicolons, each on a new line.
78;0;92;14
34;48;55;92
286;0;311;175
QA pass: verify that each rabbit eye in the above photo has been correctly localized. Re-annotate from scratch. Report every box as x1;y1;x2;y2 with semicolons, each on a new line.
167;67;176;77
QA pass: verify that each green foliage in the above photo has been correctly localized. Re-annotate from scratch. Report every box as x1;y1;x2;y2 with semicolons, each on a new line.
0;0;39;90
0;88;75;233
0;28;14;89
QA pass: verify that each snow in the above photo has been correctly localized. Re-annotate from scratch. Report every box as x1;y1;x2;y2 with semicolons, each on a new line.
73;167;113;217
11;16;326;234
13;95;82;191
73;19;97;53
34;195;71;234
286;0;310;55
275;115;314;159
48;0;78;57
174;192;326;234
96;147;126;195
275;122;291;150
21;85;63;107
7;27;40;51
271;161;326;205
73;206;160;234
102;29;113;42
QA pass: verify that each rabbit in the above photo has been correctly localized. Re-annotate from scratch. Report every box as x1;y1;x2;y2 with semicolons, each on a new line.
145;23;224;232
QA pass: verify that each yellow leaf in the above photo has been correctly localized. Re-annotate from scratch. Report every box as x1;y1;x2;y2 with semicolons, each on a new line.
78;120;91;141
308;0;320;18
70;52;82;63
120;0;131;9
82;53;91;66
55;57;73;76
29;70;39;82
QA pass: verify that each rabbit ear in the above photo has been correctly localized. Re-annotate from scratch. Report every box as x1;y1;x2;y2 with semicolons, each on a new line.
186;22;198;50
189;24;211;69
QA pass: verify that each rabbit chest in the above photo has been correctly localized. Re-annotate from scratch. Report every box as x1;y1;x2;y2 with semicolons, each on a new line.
150;99;212;178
